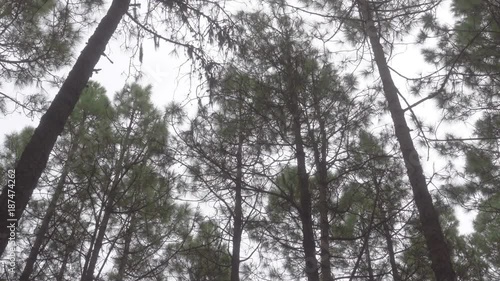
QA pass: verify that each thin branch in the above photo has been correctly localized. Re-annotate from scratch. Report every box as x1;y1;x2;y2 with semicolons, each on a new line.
403;20;493;112
0;91;44;114
428;137;500;142
125;12;206;61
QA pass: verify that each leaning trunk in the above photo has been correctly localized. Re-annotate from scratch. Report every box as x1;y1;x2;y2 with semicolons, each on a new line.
0;0;130;256
382;213;402;281
115;215;136;281
56;243;72;281
356;1;456;280
19;114;86;281
365;239;375;281
349;188;379;281
56;203;84;281
81;173;121;281
19;152;71;281
81;107;135;281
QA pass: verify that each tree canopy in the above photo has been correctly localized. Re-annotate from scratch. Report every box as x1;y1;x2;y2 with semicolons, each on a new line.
0;0;498;280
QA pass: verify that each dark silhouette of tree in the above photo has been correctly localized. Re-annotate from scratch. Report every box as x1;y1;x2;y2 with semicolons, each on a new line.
354;1;457;278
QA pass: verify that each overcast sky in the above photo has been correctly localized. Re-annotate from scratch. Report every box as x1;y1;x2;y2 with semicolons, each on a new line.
0;0;477;234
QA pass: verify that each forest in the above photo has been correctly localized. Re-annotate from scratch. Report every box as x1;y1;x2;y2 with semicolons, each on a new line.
0;0;498;280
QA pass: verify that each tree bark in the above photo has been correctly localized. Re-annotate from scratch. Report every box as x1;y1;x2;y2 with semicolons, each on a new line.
115;215;135;281
308;73;334;281
0;0;130;257
19;113;86;281
81;106;135;281
19;147;73;281
349;187;379;281
365;238;375;281
56;240;72;281
55;204;84;281
316;155;333;281
382;215;402;281
230;126;244;281
230;98;247;281
81;179;119;281
81;170;122;281
293;107;320;281
356;1;457;280
284;54;320;281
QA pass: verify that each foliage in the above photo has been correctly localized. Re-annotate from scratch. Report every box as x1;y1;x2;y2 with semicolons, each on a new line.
2;0;500;280
169;219;232;281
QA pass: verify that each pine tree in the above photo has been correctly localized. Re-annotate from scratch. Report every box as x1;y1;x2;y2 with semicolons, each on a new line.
226;8;372;280
0;0;90;85
0;0;234;256
169;219;232;281
19;81;113;281
0;0;131;256
178;64;274;281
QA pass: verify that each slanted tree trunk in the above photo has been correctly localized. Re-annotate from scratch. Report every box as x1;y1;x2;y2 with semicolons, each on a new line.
19;114;86;281
356;1;456;280
20;146;74;280
81;170;122;281
81;191;104;278
115;215;136;281
81;176;120;281
365;238;375;281
81;107;135;281
349;222;372;281
56;203;85;281
18;173;67;278
0;0;130;257
381;211;402;281
349;185;379;281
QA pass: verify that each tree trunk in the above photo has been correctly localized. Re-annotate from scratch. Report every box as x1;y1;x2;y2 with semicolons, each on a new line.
19;115;86;281
19;151;71;281
81;191;105;278
81;106;135;281
81;172;121;281
284;57;320;281
349;189;379;281
293;110;320;281
365;238;375;281
56;204;84;281
356;1;456;280
230;100;246;281
230;127;244;281
0;0;130;257
349;224;372;281
308;75;333;281
317;160;333;281
56;248;71;281
115;215;135;281
382;215;402;281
